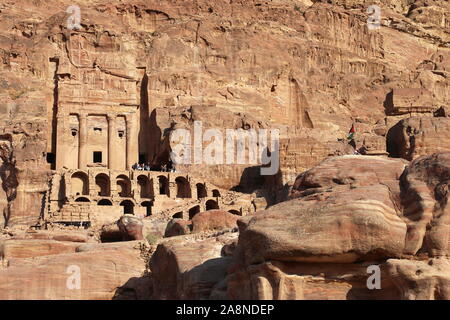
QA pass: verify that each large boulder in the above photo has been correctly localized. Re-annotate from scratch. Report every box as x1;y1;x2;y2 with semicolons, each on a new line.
164;219;192;237
400;152;450;257
237;156;409;265
117;215;144;241
387;117;450;161
239;185;407;265
0;246;149;299
191;210;239;233
150;234;236;299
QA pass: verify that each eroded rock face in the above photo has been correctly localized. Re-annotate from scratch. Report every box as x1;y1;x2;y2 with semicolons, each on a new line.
386;258;450;300
0;242;150;300
400;152;450;257
224;153;450;299
388;117;450;161
150;235;235;300
239;156;409;265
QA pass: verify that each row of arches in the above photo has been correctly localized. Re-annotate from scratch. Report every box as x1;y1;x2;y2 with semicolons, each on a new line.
75;197;153;215
181;201;241;220
70;171;221;200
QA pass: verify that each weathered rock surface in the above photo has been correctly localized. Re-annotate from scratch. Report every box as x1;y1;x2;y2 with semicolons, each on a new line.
225;153;450;299
388;117;450;161
386;258;450;300
150;233;237;299
0;239;80;260
0;247;149;299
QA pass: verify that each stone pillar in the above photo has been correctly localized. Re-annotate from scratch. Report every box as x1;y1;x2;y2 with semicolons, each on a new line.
107;114;117;170
126;114;137;170
55;111;67;170
78;113;88;169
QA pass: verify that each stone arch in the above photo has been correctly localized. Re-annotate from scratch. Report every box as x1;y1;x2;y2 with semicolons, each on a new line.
212;189;221;197
95;173;110;196
120;200;134;214
228;209;241;216
98;199;113;206
189;205;201;219
75;197;90;202
158;176;169;195
196;183;207;199
116;175;132;197
176;176;191;198
137;175;153;199
71;171;89;196
141;201;153;217
206;199;219;210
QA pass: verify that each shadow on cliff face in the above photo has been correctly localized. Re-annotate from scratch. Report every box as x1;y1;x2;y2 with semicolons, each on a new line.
0;136;18;228
232;146;287;206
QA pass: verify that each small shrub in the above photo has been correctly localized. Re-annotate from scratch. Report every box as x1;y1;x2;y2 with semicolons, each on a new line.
145;233;159;245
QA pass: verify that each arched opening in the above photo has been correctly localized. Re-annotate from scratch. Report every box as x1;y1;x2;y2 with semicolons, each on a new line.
141;201;153;217
196;183;207;199
95;173;110;196
206;199;219;211
212;189;221;197
172;212;183;219
117;175;132;197
138;175;153;199
175;177;191;198
98;199;113;206
120;200;134;214
71;172;89;196
228;209;241;216
75;197;90;203
158;176;169;195
189;205;201;219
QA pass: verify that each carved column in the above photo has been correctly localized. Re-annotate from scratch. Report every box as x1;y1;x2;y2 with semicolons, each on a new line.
107;114;117;170
126;114;137;170
55;111;67;170
78;113;88;169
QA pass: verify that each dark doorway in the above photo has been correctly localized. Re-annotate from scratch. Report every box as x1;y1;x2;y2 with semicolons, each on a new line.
120;200;134;214
206;200;219;210
142;201;153;217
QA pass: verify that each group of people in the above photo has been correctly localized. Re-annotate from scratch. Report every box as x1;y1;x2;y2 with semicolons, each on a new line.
132;160;176;172
132;163;151;171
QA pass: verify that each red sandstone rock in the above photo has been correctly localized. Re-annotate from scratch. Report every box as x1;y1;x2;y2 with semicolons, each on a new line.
0;239;80;259
386;258;450;300
387;117;450;160
0;247;149;299
150;236;232;299
191;210;239;234
164;219;192;237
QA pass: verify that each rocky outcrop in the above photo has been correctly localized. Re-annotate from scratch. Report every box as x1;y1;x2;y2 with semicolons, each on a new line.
0;245;149;299
150;232;237;300
224;153;450;300
387;117;450;160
